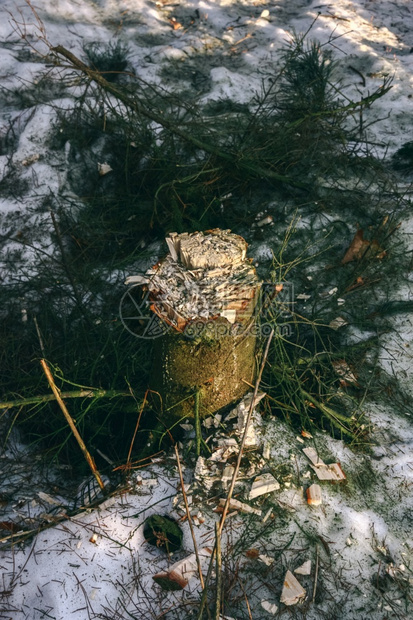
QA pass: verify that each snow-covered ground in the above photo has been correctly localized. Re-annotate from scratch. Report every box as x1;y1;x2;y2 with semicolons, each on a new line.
1;1;412;619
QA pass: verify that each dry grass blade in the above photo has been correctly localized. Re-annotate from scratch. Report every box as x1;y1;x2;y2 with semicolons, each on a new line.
126;389;148;468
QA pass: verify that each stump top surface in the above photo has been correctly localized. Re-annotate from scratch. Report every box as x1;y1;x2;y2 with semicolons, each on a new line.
126;229;261;331
167;230;247;270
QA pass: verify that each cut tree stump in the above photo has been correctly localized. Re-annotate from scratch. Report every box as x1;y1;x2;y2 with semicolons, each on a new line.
129;230;261;422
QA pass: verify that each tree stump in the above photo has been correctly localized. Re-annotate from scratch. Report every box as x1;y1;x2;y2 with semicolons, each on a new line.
133;230;261;422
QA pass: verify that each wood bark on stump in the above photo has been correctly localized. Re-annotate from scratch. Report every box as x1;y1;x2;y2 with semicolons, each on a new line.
130;230;261;422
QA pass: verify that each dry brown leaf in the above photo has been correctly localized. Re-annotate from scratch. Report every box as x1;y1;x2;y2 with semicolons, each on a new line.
342;229;370;264
245;548;260;559
342;229;385;264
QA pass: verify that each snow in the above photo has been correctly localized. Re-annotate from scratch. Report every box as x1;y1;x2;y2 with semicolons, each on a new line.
1;0;413;618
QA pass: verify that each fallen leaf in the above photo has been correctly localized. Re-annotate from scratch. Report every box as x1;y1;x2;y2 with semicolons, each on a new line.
245;548;260;559
342;229;385;264
342;229;370;264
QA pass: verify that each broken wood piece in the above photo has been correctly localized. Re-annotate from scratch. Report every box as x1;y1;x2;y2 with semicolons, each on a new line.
209;438;239;462
235;392;264;447
310;462;346;482
329;316;348;330
249;472;280;500
262;507;273;523
302;447;325;466
280;570;306;606
217;497;262;516
153;547;212;591
194;456;220;491
294;560;312;576
306;484;322;506
221;465;235;489
303;447;346;481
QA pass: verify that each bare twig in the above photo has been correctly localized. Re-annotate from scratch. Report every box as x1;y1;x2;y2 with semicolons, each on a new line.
312;544;319;604
218;328;274;535
40;359;105;490
214;522;222;620
33;316;46;357
174;445;204;589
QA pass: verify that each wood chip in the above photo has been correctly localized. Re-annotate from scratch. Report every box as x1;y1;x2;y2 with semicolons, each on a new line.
262;507;273;523
306;484;322;506
249;473;280;500
258;554;274;566
280;570;306;606
310;462;346;482
221;465;235;488
302;447;325;466
329;316;348;330
217;498;262;516
294;560;312;576
97;162;112;175
257;215;273;227
261;600;278;614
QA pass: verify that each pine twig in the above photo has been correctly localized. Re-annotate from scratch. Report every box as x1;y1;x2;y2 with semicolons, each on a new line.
126;389;148;467
49;45;306;189
0;389;131;411
40;359;105;491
